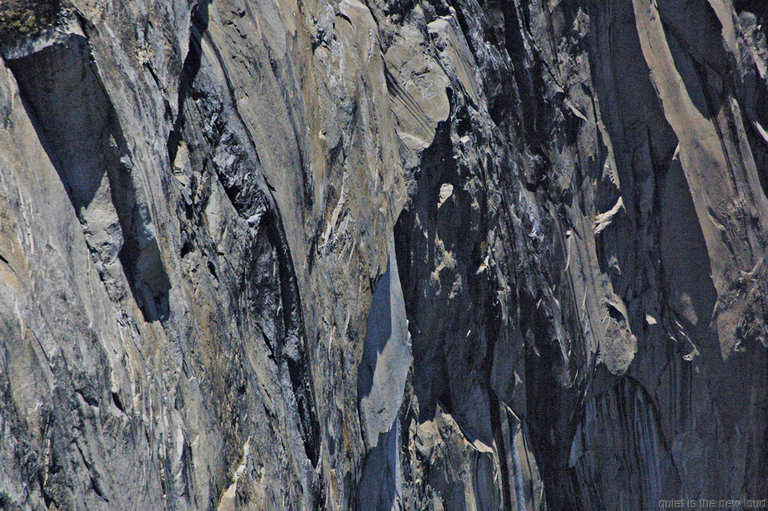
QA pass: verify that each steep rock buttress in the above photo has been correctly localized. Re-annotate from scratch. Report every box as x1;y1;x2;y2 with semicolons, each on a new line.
0;0;767;510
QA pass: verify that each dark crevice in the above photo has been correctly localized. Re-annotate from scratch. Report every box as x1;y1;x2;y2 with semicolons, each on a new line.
167;0;210;166
744;119;768;202
489;392;512;510
392;120;454;423
606;303;625;324
497;1;548;159
484;289;512;511
519;287;585;510
264;208;321;467
180;239;193;259
735;0;768;20
171;0;320;471
111;392;125;413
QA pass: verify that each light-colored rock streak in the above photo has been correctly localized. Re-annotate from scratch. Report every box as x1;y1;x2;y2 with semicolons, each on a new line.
358;238;411;449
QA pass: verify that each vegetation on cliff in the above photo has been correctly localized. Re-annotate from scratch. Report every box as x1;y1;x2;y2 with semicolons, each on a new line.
0;0;66;42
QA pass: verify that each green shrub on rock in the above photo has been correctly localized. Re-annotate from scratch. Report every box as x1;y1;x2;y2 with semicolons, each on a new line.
0;0;65;43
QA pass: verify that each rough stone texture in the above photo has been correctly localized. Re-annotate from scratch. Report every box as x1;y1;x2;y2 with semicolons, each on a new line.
0;0;766;510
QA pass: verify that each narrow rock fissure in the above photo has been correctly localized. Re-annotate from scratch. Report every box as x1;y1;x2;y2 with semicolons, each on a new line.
169;0;321;471
265;209;322;467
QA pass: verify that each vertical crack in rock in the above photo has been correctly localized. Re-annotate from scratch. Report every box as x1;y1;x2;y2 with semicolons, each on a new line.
167;0;210;168
264;208;322;468
169;0;321;476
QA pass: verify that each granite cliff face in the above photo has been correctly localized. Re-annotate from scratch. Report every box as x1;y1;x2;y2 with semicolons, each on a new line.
0;0;767;509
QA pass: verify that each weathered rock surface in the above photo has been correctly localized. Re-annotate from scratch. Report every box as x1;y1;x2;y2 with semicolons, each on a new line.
0;0;766;509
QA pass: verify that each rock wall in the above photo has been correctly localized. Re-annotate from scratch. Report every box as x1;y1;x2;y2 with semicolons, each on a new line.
0;0;766;509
